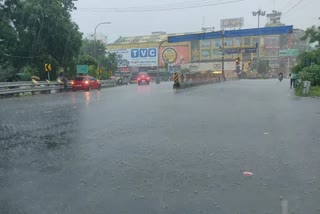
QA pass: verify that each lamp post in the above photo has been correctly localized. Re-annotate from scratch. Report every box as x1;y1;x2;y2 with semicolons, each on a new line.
252;9;266;28
252;9;266;72
156;40;167;84
94;22;111;59
221;29;226;81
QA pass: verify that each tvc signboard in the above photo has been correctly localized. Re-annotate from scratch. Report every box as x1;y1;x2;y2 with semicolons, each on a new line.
131;48;157;58
109;48;158;67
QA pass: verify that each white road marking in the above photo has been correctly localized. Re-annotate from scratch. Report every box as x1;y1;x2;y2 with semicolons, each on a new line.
281;199;288;214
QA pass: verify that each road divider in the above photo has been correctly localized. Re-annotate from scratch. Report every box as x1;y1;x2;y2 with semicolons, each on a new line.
173;72;180;89
174;79;220;89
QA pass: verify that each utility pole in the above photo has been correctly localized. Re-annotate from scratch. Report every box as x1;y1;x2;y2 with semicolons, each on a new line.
252;9;266;28
252;9;266;72
156;40;167;84
94;22;111;60
221;30;226;81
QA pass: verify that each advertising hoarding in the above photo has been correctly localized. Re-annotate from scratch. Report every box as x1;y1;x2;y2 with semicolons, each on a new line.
159;46;189;66
220;18;244;29
108;48;158;67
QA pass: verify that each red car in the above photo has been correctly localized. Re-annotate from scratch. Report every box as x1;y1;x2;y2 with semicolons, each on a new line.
71;76;101;91
137;72;151;85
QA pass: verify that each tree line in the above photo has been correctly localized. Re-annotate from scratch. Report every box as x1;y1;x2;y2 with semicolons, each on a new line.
0;0;117;81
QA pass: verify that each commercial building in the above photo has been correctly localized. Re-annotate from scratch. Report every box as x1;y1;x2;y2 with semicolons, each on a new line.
106;26;307;78
106;32;189;78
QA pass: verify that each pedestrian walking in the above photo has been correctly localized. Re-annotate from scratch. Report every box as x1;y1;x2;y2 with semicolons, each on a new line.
289;72;297;88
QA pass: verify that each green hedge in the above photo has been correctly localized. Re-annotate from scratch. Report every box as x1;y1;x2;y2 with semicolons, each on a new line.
296;65;320;87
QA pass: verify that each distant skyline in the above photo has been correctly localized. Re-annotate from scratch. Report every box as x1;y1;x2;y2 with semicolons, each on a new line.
71;0;319;43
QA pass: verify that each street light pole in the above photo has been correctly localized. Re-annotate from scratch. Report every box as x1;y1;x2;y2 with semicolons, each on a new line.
94;22;111;59
252;9;266;28
252;9;266;72
156;40;167;84
221;29;226;81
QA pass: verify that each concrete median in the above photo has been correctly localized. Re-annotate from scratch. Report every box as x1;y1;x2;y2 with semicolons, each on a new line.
174;79;220;89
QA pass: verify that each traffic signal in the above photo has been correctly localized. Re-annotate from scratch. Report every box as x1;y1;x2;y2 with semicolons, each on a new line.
98;68;102;75
219;46;222;52
108;70;113;76
235;57;240;65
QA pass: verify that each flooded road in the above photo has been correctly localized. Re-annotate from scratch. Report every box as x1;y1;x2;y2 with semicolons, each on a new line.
1;80;320;214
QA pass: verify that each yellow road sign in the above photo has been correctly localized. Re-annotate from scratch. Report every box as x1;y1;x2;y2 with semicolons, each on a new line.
45;64;52;72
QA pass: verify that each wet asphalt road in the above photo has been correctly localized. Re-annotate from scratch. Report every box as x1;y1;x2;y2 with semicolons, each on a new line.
1;80;320;214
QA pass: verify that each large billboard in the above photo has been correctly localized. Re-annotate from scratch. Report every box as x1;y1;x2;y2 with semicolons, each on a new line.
159;46;189;66
220;18;244;29
108;48;158;67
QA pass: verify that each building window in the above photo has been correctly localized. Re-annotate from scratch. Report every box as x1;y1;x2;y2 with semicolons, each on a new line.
225;39;233;47
201;50;211;59
244;37;251;45
234;38;242;46
201;40;211;48
265;38;279;46
213;39;222;47
252;37;259;46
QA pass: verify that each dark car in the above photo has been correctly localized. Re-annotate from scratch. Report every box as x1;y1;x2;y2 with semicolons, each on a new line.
71;76;101;91
137;72;151;85
116;77;129;86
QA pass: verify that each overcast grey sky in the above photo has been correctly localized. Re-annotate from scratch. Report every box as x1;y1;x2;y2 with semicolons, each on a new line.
72;0;319;43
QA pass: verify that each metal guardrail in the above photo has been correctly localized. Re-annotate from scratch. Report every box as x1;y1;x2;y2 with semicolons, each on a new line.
0;81;62;96
0;79;117;96
99;79;116;88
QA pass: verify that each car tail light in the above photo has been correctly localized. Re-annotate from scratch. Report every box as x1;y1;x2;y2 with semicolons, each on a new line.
137;78;141;81
85;80;89;84
71;81;74;85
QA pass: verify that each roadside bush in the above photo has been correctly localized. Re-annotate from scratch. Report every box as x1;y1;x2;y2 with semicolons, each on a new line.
297;65;320;86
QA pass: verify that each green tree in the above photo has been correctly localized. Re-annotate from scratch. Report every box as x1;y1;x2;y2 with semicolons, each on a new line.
292;25;320;87
301;25;320;47
0;0;82;80
103;53;118;73
80;39;107;65
77;54;97;67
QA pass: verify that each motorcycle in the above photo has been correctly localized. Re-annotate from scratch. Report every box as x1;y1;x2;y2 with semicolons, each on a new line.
278;74;283;82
